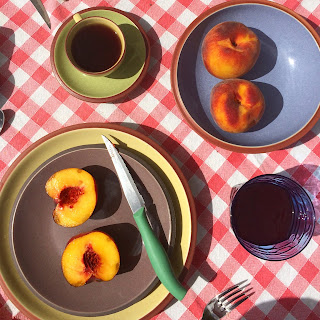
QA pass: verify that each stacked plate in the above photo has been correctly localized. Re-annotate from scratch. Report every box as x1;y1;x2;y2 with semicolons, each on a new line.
0;123;196;319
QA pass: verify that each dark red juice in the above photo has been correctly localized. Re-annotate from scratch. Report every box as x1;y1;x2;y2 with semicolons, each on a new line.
71;24;122;72
231;182;294;246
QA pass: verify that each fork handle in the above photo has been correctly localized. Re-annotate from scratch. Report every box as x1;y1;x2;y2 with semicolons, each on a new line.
133;207;187;300
201;299;223;320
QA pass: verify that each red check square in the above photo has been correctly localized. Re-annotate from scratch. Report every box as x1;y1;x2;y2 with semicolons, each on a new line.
11;49;29;66
227;153;246;168
32;28;51;44
178;0;193;7
10;132;29;151
76;103;94;121
32;109;50;126
208;174;225;193
10;10;29;27
300;261;319;283
255;265;276;288
280;289;296;310
53;87;69;103
158;12;176;29
10;90;29;108
32;66;50;84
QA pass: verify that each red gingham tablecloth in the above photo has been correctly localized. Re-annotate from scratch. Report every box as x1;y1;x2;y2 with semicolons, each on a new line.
1;0;320;319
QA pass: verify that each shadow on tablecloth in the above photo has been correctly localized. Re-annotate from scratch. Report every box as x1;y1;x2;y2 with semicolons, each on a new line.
0;26;15;134
240;298;320;320
305;17;320;38
111;13;162;103
280;164;320;237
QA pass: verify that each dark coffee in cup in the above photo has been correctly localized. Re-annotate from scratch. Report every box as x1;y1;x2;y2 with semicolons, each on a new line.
65;14;126;76
71;23;122;73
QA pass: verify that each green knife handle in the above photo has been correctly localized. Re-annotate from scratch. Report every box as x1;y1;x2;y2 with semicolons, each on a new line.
133;207;187;301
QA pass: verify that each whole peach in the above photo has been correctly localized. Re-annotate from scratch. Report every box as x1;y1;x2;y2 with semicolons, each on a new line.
202;21;260;79
210;79;265;133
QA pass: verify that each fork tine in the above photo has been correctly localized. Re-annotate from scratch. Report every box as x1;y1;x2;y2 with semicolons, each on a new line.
222;291;246;307
216;280;248;300
226;295;249;312
220;281;251;303
219;287;242;303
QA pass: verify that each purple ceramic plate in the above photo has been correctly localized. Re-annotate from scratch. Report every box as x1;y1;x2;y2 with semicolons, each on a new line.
171;0;320;153
10;145;175;316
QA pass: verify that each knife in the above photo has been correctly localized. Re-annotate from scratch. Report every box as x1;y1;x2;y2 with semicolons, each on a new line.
102;135;187;301
30;0;51;29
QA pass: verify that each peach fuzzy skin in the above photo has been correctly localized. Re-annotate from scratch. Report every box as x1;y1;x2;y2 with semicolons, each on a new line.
202;21;260;79
210;79;265;133
45;168;97;227
61;231;120;287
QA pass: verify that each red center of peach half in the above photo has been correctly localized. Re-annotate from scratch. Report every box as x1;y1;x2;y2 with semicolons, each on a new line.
45;168;97;227
210;79;265;133
58;186;84;208
61;231;120;287
83;244;101;274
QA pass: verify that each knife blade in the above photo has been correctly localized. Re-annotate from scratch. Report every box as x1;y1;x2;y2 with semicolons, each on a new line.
30;0;51;29
102;135;187;301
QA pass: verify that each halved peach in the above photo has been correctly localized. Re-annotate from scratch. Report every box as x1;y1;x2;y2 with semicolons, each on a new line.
45;168;97;227
61;231;120;287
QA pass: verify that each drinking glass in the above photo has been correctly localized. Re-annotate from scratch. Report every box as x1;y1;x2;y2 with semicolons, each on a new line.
230;174;315;261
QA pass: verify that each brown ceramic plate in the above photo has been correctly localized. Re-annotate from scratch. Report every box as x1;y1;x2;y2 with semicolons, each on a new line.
10;145;174;316
0;123;196;320
171;0;320;153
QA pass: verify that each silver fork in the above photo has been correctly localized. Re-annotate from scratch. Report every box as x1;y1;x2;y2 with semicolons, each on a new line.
201;280;253;320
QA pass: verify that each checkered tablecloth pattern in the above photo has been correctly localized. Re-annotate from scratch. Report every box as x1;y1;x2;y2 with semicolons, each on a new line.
1;0;320;319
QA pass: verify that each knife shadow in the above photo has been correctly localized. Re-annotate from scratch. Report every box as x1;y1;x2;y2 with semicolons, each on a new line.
95;223;142;274
124;160;172;254
84;165;122;219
